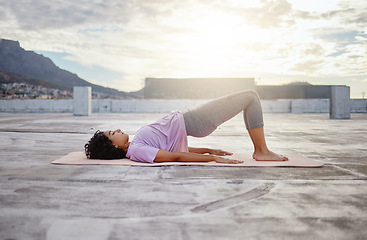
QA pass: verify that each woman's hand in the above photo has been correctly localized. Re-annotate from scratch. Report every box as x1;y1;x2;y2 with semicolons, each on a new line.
209;149;233;156
188;147;232;155
214;156;243;164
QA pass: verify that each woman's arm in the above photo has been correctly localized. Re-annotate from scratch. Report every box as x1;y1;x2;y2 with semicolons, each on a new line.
189;147;233;156
154;150;241;164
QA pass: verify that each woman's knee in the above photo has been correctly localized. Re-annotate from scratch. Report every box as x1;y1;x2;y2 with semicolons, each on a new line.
241;90;260;101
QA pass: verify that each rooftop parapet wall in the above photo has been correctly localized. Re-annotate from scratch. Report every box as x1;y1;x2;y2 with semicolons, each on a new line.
351;99;367;113
0;99;73;113
1;99;366;113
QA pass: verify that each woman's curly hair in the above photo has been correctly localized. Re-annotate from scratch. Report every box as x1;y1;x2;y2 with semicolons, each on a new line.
84;130;126;159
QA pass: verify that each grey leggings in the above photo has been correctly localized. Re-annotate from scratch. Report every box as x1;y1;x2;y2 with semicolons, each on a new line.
183;90;264;137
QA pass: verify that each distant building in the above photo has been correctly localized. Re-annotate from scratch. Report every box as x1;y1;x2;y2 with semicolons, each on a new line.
144;78;349;99
256;83;333;99
144;78;255;99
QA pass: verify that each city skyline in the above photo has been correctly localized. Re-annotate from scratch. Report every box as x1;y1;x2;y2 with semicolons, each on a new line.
1;0;366;98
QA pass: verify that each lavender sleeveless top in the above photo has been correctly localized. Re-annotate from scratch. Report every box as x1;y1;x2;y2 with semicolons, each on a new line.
126;111;188;163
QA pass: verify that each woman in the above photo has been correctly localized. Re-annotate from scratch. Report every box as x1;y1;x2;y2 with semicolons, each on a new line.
84;90;288;164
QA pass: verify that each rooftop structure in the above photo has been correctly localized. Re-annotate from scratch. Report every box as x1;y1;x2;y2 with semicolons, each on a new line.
144;77;351;100
144;78;255;99
256;84;334;99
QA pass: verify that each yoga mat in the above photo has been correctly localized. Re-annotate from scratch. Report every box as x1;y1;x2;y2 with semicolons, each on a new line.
52;152;324;167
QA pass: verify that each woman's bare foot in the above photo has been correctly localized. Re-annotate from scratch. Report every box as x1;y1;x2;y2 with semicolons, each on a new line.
253;150;288;161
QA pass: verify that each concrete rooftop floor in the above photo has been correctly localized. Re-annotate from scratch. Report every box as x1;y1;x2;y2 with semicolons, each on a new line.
0;112;366;240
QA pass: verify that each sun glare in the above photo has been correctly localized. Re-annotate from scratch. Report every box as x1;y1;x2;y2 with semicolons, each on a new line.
175;12;267;77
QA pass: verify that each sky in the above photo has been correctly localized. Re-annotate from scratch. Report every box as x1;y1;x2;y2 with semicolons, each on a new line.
0;0;366;98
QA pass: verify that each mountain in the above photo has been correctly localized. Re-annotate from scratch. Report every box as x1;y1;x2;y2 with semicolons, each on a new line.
0;39;142;98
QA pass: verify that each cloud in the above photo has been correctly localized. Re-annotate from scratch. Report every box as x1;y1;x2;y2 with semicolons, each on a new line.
290;60;324;75
0;3;8;21
315;1;367;26
5;0;133;30
344;10;367;25
224;0;294;28
301;43;325;56
320;8;355;19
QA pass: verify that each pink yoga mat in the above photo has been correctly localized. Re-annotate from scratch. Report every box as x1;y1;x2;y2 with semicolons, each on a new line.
52;152;324;167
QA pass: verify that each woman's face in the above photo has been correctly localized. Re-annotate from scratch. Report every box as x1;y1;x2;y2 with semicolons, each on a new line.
104;129;129;148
